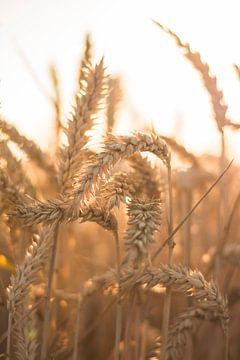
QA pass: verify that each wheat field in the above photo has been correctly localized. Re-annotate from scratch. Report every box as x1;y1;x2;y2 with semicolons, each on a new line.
0;23;240;360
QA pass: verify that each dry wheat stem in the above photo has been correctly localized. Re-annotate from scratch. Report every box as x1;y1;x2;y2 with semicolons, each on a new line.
112;228;122;360
40;224;59;360
73;294;83;360
161;158;174;360
206;190;240;275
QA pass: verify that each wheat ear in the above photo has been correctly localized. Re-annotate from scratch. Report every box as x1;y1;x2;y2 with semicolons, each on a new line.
150;307;219;360
123;198;162;265
71;132;169;207
58;59;107;194
153;21;229;132
6;226;54;359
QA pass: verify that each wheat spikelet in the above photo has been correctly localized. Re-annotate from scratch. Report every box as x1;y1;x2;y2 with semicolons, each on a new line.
154;21;230;132
99;171;136;210
77;33;92;86
58;59;107;194
49;64;62;150
0;117;55;176
123;198;162;265
106;76;122;131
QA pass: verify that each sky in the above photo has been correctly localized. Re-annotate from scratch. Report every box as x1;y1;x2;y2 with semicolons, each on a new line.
0;0;240;160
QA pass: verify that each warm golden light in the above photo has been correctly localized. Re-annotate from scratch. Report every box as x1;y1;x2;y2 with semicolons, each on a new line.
0;0;240;159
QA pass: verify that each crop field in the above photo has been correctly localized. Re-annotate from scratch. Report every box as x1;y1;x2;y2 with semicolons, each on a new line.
0;15;240;360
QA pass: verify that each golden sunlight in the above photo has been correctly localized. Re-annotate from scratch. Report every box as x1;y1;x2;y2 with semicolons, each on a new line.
1;0;240;159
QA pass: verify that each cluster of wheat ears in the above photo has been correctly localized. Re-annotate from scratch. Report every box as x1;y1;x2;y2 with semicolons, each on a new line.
0;22;240;360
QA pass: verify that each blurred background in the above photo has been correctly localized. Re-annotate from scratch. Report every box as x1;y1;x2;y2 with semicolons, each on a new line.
0;0;240;160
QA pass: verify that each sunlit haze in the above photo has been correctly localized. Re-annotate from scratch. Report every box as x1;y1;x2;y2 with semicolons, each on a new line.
1;0;240;160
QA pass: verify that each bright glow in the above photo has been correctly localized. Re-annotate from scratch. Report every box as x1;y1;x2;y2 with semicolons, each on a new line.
0;0;240;160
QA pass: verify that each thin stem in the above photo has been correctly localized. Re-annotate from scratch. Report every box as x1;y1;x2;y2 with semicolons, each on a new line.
6;312;12;358
152;160;233;262
182;189;192;267
224;323;229;360
113;229;122;360
73;294;83;360
214;130;226;276
161;159;174;359
123;289;136;359
134;288;142;360
139;292;153;360
40;224;59;360
206;191;240;276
